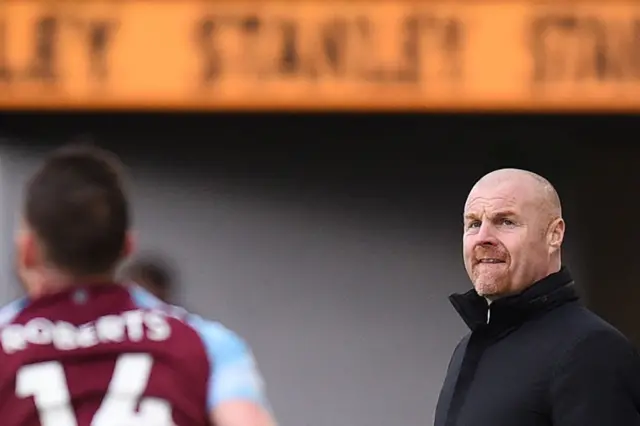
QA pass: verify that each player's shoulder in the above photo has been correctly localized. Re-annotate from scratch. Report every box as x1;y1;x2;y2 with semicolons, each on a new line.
0;298;28;326
127;285;249;354
185;312;253;368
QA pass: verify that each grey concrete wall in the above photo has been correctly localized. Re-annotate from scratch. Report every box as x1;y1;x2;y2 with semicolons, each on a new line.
0;116;591;426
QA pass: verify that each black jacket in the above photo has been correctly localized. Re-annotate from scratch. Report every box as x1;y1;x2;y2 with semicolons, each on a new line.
434;267;640;426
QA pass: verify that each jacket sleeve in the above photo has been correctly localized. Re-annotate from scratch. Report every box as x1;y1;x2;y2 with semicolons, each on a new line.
550;329;640;426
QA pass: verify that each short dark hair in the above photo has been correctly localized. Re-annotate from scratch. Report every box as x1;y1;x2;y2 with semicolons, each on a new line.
25;144;130;275
120;254;175;300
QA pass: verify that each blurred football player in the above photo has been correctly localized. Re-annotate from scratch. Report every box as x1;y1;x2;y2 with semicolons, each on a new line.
0;145;276;426
120;253;176;302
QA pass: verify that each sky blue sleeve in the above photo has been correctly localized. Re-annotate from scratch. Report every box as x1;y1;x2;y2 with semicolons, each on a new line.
188;317;271;412
0;298;28;326
128;285;271;412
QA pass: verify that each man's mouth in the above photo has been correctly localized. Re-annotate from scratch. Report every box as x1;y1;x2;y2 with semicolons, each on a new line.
477;259;505;264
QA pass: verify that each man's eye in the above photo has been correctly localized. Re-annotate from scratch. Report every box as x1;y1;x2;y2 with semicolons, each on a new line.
501;219;515;226
467;221;481;229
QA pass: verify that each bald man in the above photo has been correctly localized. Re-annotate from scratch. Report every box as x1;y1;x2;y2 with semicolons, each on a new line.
434;169;640;426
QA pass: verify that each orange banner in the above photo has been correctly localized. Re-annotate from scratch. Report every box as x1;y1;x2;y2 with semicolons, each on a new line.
0;0;640;111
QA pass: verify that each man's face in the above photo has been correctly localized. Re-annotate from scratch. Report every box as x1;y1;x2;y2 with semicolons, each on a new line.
462;180;555;299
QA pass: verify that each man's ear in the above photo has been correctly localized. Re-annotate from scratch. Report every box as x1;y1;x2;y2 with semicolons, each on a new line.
547;218;565;253
16;229;37;270
15;228;47;298
121;231;136;259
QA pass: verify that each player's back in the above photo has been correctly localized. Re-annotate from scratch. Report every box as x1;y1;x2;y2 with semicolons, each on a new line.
0;283;212;426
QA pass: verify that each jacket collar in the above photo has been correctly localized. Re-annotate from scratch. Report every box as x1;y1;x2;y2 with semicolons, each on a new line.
449;266;578;332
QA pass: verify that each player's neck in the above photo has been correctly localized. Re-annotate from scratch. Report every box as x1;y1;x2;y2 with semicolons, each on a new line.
30;267;115;299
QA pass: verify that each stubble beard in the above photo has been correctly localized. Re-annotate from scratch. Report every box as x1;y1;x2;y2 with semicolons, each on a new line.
473;268;508;297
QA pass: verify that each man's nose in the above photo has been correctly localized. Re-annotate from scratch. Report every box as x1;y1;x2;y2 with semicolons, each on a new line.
476;222;498;245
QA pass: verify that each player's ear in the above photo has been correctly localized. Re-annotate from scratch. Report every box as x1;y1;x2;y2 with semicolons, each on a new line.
15;227;37;270
15;226;47;298
121;231;136;259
